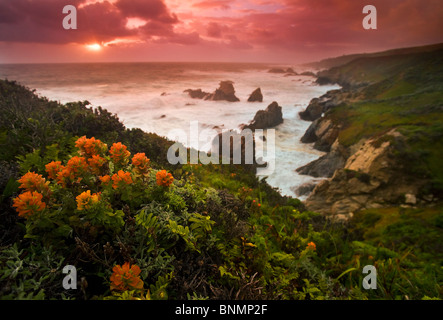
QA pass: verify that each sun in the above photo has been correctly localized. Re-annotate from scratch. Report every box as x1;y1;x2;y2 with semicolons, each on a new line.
85;43;102;51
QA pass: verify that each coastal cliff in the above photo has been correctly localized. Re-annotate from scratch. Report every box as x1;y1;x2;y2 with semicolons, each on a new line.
298;44;443;219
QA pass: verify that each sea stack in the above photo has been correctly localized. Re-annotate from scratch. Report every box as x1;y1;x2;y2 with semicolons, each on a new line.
184;88;210;99
205;81;240;102
241;101;283;130
247;88;263;102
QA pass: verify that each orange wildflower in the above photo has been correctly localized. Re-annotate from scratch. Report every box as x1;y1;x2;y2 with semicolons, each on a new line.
75;136;88;154
56;156;88;187
156;170;174;187
66;156;88;174
306;242;316;251
13;191;46;219
110;142;131;166
75;136;107;157
18;172;50;195
56;167;72;187
99;175;112;187
111;170;133;189
45;161;64;180
88;154;107;175
76;190;100;211
110;262;144;291
131;153;150;174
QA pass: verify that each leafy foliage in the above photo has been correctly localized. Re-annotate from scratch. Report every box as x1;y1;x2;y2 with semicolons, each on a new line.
0;79;441;300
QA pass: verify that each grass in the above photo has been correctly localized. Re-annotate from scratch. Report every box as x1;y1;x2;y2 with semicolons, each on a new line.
351;206;443;261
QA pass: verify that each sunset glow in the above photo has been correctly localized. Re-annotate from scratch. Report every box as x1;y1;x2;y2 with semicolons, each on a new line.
85;43;102;51
0;0;442;63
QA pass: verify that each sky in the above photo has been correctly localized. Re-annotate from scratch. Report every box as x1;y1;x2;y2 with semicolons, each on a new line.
0;0;442;64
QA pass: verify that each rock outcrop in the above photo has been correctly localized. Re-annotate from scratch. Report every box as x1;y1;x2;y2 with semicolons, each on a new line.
299;89;355;121
184;89;210;99
300;118;340;152
241;101;283;130
205;81;240;102
300;71;316;77
303;130;428;217
247;88;263;102
268;68;298;76
293;182;317;197
184;81;240;102
296;139;347;178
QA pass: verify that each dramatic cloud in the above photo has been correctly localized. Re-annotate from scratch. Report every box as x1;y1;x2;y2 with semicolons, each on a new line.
115;0;178;23
0;0;442;63
0;0;177;44
192;1;232;10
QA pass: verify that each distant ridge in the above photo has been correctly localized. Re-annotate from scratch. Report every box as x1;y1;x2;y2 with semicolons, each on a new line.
305;42;443;70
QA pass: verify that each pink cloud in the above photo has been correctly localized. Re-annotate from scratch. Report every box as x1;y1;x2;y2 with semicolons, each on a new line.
192;1;232;10
115;0;178;23
0;0;442;63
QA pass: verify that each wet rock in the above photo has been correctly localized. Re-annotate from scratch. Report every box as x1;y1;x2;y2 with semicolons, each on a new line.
247;88;263;102
241;101;283;130
299;90;348;121
184;89;210;99
300;118;340;152
294;183;316;197
296;139;347;178
205;81;240;102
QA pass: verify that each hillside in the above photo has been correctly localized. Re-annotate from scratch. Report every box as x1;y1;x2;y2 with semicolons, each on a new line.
305;42;443;70
0;66;442;300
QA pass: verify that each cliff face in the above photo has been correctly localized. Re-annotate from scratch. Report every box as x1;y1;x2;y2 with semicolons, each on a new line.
298;89;357;121
304;130;429;219
297;46;443;219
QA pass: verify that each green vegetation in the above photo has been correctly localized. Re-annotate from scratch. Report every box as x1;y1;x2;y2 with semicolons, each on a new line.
0;76;442;300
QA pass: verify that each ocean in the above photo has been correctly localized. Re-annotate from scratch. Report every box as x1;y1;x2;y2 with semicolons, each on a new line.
0;62;339;199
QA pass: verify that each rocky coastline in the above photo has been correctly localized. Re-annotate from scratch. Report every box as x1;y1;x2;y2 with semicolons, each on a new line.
296;47;443;219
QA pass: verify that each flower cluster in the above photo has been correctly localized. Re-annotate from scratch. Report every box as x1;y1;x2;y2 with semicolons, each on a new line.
12;136;172;233
100;175;112;187
88;155;107;175
110;262;144;291
110;142;131;166
306;242;316;251
56;156;89;187
111;170;133;190
76;190;101;211
156;170;174;188
13;191;46;219
18;172;50;196
75;136;107;158
45;161;64;180
251;200;261;208
132;153;150;175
